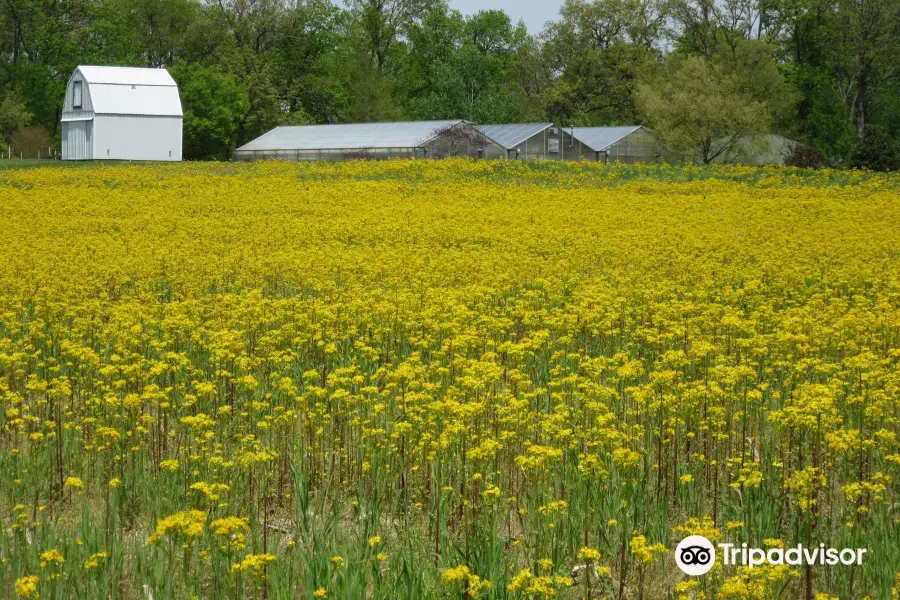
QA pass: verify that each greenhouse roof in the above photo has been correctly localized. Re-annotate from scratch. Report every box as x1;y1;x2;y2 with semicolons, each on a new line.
236;120;470;151
569;126;645;151
476;123;554;149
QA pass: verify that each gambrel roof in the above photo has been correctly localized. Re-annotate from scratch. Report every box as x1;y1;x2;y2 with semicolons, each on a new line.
63;66;183;119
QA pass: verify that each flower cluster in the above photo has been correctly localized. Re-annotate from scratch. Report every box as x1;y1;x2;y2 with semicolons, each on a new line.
0;159;897;598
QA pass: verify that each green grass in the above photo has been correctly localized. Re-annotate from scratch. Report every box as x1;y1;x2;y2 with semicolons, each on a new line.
0;159;166;170
0;158;66;169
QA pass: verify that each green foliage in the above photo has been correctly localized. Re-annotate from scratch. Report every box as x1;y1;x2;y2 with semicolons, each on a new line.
170;64;249;161
716;39;798;131
851;125;900;171
541;0;664;124
636;55;770;164
0;92;31;144
638;36;799;164
407;10;528;123
0;0;898;159
792;67;858;163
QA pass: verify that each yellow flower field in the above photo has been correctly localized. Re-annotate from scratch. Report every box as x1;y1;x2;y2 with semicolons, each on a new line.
0;160;898;599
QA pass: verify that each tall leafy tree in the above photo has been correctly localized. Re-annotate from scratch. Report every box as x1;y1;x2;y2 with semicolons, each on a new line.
1;0;92;135
170;63;249;159
636;54;770;163
541;0;668;124
407;9;529;122
348;0;434;72
818;0;900;138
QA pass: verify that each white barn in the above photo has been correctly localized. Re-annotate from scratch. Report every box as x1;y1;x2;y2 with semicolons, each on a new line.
61;66;183;161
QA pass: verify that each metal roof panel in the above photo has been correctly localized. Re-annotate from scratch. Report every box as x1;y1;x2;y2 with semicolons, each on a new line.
236;121;468;151
77;66;177;87
88;83;183;117
476;123;553;149
568;126;644;151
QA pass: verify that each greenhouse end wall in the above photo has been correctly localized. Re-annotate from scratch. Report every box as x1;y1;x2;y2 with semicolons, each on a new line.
506;128;595;161
604;128;660;164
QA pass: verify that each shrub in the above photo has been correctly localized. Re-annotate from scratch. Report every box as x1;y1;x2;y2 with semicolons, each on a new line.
11;126;54;158
0;92;31;142
851;125;900;171
785;144;824;169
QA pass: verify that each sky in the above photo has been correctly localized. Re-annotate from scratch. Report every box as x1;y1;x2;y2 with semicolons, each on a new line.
449;0;564;34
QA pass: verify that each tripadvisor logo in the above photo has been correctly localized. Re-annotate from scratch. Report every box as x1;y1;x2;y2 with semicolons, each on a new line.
675;535;716;576
674;536;868;576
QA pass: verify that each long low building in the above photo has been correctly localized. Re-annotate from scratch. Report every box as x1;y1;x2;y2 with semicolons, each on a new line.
233;120;659;163
233;120;505;162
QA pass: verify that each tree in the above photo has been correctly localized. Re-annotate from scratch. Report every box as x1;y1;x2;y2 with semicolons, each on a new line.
170;63;249;160
406;9;529;122
91;0;199;67
776;0;900;151
208;0;344;141
0;0;91;136
398;3;465;100
636;54;768;163
270;0;346;123
716;38;798;133
0;0;898;161
347;0;434;72
0;92;31;145
540;0;668;124
821;0;900;139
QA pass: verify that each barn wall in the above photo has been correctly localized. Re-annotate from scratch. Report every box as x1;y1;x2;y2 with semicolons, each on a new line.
93;115;182;161
62;121;93;160
62;72;94;113
605;129;659;164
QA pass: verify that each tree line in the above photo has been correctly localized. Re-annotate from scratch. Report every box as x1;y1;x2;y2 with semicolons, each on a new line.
1;0;899;167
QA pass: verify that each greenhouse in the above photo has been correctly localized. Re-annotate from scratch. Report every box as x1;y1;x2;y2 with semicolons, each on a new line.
476;123;593;161
569;126;659;163
233;120;504;162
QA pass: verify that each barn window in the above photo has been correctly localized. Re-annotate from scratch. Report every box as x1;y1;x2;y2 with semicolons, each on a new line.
73;82;83;109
